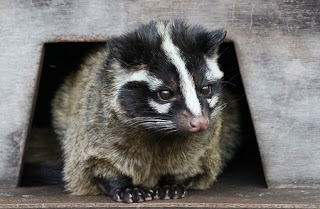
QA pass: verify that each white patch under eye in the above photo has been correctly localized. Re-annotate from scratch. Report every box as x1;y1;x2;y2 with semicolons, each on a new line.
148;98;171;114
205;57;224;81
157;22;202;116
207;96;219;108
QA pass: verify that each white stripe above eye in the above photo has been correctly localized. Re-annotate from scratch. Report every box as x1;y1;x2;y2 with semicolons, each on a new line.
112;63;163;91
205;57;224;81
157;22;202;116
149;98;171;114
125;69;163;91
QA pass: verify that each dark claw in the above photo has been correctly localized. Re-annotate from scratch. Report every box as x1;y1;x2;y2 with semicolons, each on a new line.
132;188;144;202
122;188;133;203
143;188;153;201
177;185;186;198
152;186;160;199
112;189;123;202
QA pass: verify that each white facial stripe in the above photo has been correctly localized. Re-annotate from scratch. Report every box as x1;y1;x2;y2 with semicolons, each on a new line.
205;57;224;81
207;96;219;108
114;66;163;91
149;98;171;114
157;22;202;116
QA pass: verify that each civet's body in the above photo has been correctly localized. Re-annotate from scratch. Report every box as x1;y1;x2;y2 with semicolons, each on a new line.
52;20;240;203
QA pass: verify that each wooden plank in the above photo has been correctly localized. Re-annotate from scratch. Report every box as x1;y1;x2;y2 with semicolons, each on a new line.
235;32;320;188
1;165;320;208
0;0;319;188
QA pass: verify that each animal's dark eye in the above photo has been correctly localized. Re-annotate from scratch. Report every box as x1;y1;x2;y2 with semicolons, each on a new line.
158;90;173;100
200;85;212;96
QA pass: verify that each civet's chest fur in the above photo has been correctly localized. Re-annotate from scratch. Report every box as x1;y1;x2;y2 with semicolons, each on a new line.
52;20;240;203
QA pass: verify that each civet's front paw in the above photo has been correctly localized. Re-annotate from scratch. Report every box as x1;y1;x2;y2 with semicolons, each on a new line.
152;185;186;200
112;187;154;203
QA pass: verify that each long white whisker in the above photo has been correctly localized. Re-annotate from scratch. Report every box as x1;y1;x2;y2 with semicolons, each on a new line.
124;116;177;133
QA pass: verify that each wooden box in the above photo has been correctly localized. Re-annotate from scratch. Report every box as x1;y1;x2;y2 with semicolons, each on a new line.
0;0;319;189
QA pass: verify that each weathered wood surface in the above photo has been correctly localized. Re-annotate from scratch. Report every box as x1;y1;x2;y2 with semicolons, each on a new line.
0;0;319;188
1;165;320;209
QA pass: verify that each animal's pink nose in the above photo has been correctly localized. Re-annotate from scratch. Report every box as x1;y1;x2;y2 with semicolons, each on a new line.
188;116;209;132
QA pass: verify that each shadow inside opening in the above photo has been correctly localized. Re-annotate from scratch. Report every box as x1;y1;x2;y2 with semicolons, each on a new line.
21;42;265;188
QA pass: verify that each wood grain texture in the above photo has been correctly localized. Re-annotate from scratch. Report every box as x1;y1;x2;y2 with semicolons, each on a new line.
0;0;319;187
1;164;320;208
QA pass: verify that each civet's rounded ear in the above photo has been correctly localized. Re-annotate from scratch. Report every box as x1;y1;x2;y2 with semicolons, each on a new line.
200;29;227;57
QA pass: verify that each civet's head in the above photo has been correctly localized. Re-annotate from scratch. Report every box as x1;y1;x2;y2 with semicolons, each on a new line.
107;20;226;135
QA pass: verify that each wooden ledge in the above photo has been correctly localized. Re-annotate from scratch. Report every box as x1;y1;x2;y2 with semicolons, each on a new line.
1;164;319;208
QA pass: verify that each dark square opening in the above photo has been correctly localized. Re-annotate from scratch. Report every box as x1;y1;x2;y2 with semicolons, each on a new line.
21;42;265;189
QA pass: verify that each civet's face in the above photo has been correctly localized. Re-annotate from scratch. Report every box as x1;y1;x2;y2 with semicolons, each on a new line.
108;20;226;135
